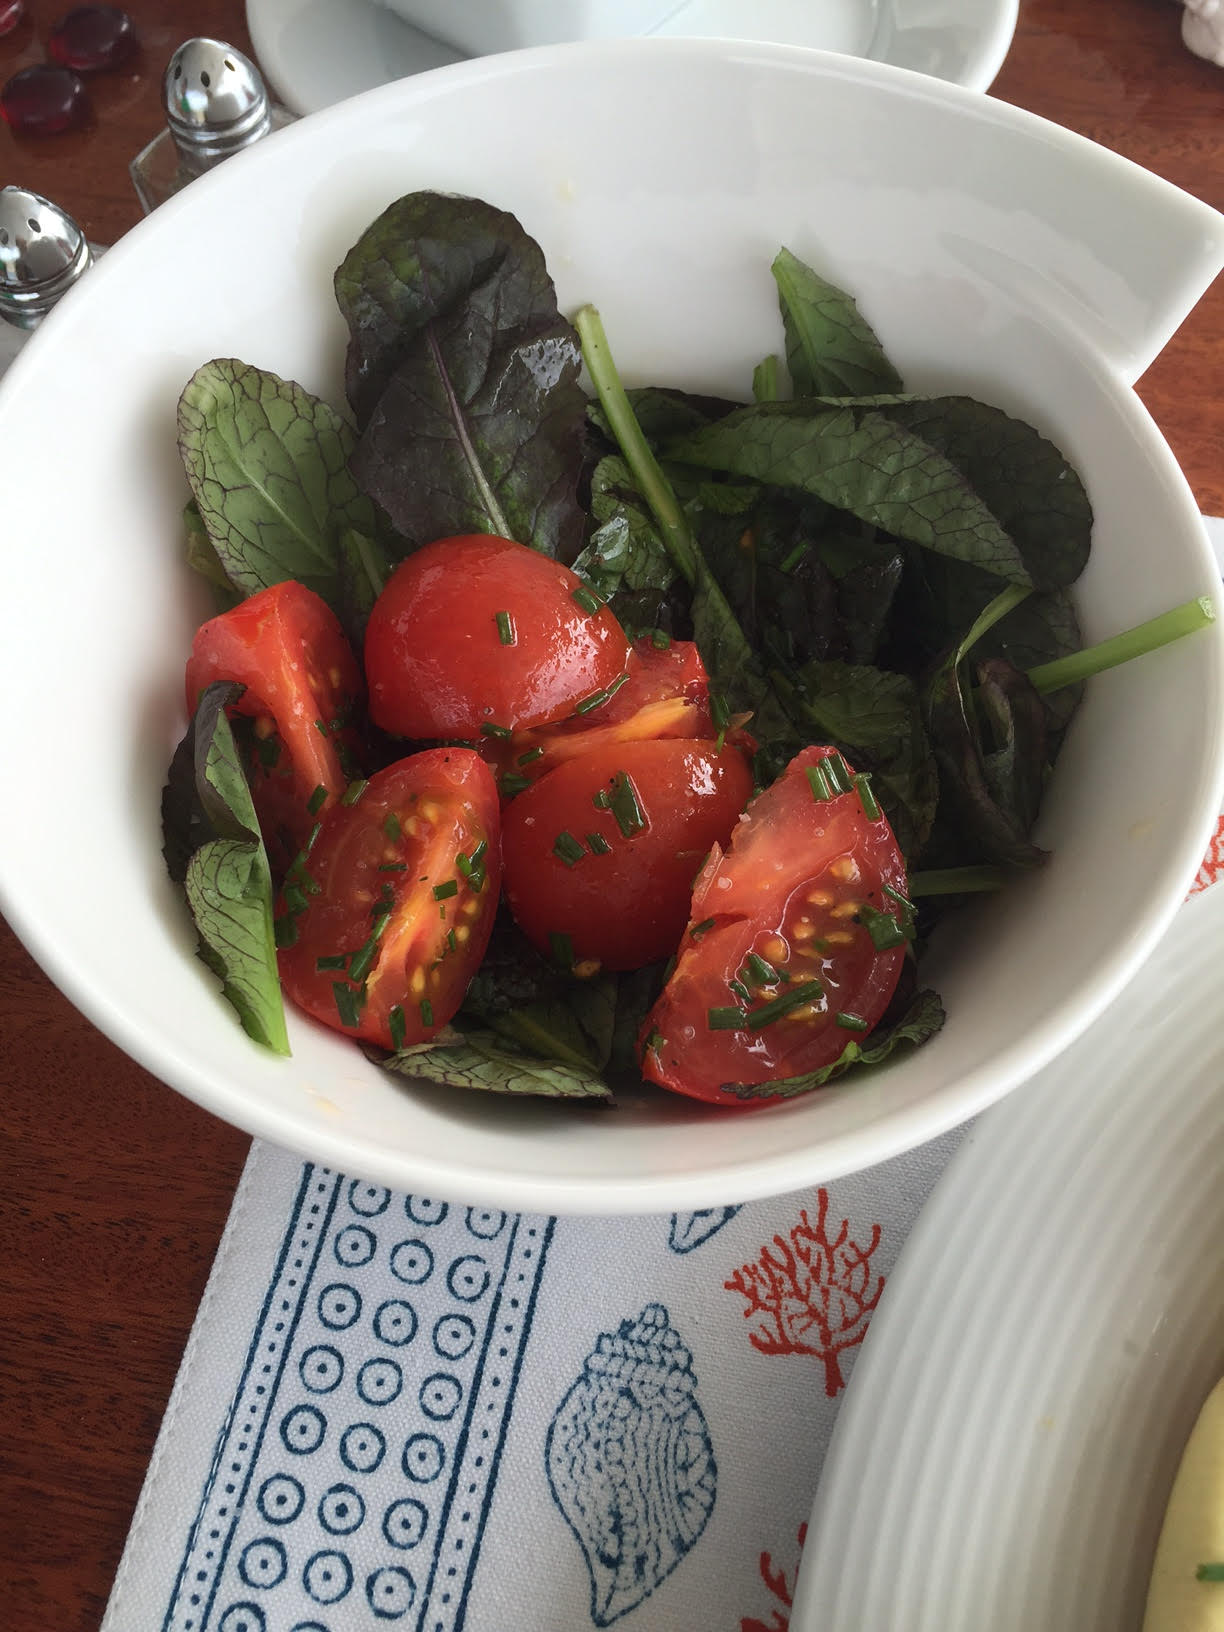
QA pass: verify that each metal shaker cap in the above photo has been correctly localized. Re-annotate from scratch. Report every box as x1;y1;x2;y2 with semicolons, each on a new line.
0;186;93;331
164;38;271;168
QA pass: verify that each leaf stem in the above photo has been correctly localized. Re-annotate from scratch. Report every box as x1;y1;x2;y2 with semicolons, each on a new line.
907;866;1008;897
1027;595;1214;695
574;305;698;586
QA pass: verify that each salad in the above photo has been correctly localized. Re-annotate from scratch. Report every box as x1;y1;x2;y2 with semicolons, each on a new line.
161;190;1212;1107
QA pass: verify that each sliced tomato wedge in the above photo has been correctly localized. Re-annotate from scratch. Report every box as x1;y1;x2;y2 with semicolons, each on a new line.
185;580;363;866
501;736;754;971
640;746;909;1105
478;636;726;795
276;749;501;1050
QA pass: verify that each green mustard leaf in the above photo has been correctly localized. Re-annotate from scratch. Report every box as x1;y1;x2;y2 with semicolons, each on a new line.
790;660;939;858
771;247;905;397
376;1028;612;1100
177;359;383;606
666;403;1030;586
335;190;587;561
571;455;679;605
162;680;289;1055
722;987;945;1100
183;499;241;611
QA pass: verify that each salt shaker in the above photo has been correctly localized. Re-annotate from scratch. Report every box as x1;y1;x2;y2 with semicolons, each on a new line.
129;38;295;215
0;186;97;378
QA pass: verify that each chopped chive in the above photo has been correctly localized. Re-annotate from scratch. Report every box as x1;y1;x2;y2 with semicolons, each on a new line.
307;784;327;815
500;772;532;796
710;692;730;730
650;629;671;650
340;778;369;806
609;770;647;838
823;752;852;795
348;910;391;983
255;734;281;769
1197;1563;1224;1582
378;862;407;872
746;979;825;1030
585;831;612;856
882;882;915;911
447;929;457;951
780;541;808;574
836;1012;870;1032
480;722;512;740
906;866;1007;897
419;998;435;1028
606;672;630;700
745;953;781;986
315;953;348;971
283;883;309;917
517;746;546;766
332;981;363;1028
574;687;611;715
383;812;402;841
729;978;752;1004
373;882;394;912
549;931;574;969
433;880;458;900
314;718;328;737
592;788;611;810
388;1004;406;1051
859;904;908;951
495;609;516;646
806;762;834;803
571;585;602;616
708;1006;747;1030
469;839;488;865
643;1028;664;1054
273;914;298;949
853;772;881;821
552;831;587;868
690;917;716;940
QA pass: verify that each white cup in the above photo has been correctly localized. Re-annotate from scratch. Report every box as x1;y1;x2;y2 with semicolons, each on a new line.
379;0;691;56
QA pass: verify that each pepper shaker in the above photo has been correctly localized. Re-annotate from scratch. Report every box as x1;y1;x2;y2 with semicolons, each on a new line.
0;186;98;378
129;38;296;215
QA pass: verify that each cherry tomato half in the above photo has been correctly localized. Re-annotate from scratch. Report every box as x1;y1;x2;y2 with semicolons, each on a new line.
478;635;716;795
640;746;909;1105
501;738;754;972
363;534;631;740
276;749;501;1050
185;580;363;865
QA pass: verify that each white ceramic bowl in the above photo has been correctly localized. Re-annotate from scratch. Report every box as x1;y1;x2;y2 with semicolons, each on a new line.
2;40;1223;1213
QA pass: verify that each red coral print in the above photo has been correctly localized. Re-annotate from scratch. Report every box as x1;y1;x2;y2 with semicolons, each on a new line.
741;1523;807;1632
1188;811;1224;896
725;1187;884;1397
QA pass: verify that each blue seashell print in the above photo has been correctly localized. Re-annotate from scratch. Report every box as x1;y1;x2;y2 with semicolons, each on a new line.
545;1303;717;1626
668;1207;742;1254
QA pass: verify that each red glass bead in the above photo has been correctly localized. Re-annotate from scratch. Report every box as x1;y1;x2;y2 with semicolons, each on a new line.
48;6;137;72
0;0;26;40
0;63;88;134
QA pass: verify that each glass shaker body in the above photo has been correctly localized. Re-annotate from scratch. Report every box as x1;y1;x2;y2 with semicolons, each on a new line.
130;102;295;213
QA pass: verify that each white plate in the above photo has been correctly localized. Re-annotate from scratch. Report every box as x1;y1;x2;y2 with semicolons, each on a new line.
793;877;1224;1631
246;0;1019;113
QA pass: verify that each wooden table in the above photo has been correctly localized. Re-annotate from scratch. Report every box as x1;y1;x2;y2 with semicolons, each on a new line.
1;2;1221;1625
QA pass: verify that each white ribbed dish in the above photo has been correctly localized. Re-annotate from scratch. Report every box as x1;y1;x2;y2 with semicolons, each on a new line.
794;880;1224;1631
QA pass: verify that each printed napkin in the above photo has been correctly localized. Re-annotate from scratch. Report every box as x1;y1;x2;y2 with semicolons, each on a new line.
102;518;1224;1632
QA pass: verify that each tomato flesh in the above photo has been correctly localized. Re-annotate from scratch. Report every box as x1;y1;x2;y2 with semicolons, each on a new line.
185;580;363;864
640;746;909;1104
276;749;501;1050
501;737;754;971
363;534;631;740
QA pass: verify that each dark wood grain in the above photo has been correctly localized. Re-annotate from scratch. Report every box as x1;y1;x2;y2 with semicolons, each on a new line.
1;2;1221;1627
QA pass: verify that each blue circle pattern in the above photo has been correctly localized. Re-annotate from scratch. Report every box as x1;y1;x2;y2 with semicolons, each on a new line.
447;1254;490;1303
404;1196;447;1225
340;1421;386;1474
279;1405;326;1456
419;1372;463;1421
389;1239;433;1285
333;1225;376;1267
318;1483;365;1536
239;1537;287;1590
357;1357;403;1407
299;1344;344;1394
316;1283;361;1331
465;1207;506;1239
382;1498;428;1550
373;1298;418;1347
303;1549;353;1605
433;1313;476;1360
367;1565;417;1620
348;1180;390;1216
402;1432;445;1484
257;1474;305;1526
219;1605;266;1632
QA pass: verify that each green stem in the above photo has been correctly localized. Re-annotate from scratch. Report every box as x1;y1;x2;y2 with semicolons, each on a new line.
907;866;1008;897
752;354;781;403
574;304;698;586
957;583;1032;664
1028;595;1214;695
